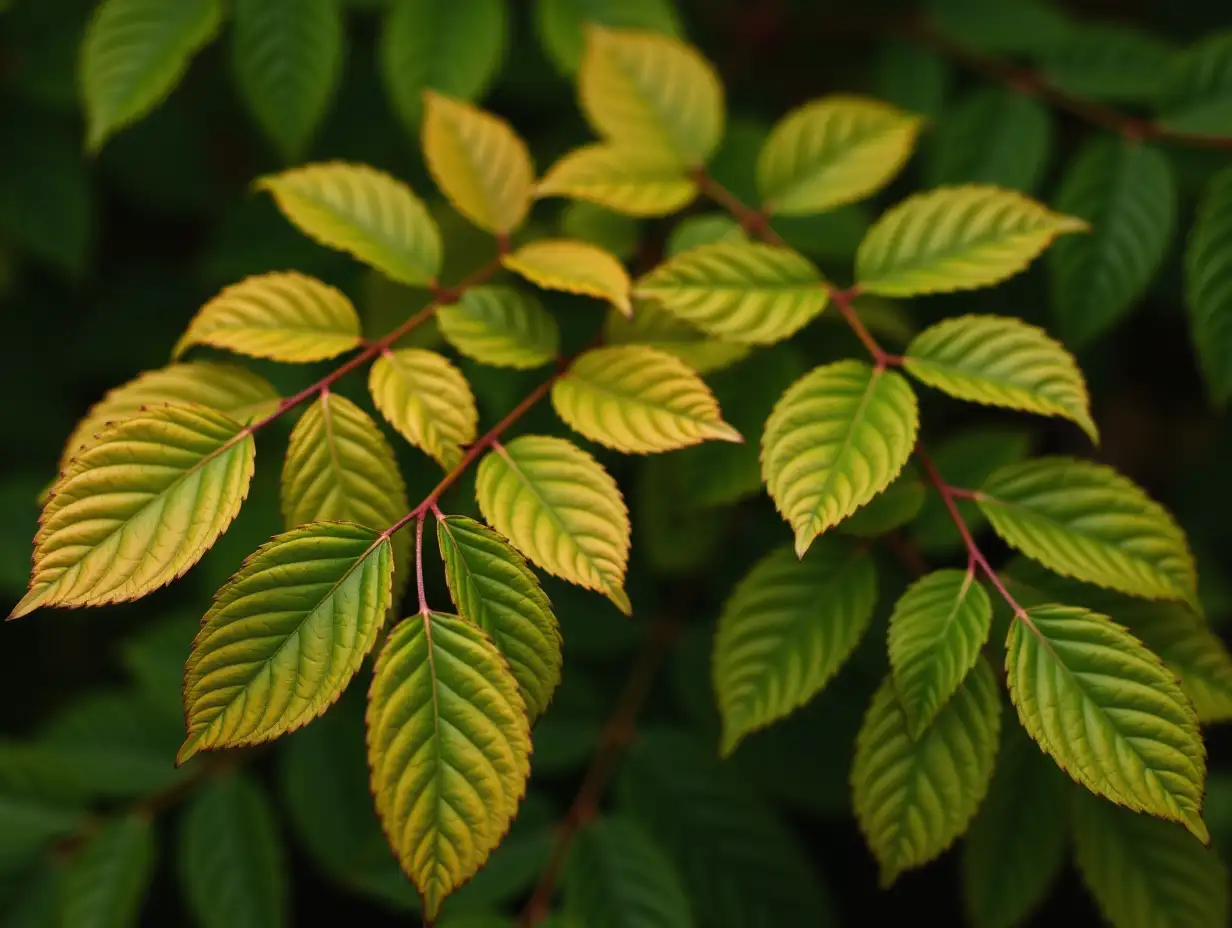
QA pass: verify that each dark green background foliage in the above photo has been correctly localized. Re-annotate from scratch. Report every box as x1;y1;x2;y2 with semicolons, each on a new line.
3;0;1232;925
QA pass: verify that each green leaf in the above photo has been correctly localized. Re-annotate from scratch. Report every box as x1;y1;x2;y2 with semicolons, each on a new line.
534;0;681;75
852;660;1002;886
903;314;1097;442
1007;605;1208;842
423;92;533;234
977;457;1198;607
232;0;343;161
437;286;560;370
713;540;877;755
369;348;477;469
1048;138;1176;347
856;185;1088;297
438;515;562;721
475;435;630;614
538;144;698;217
179;773;287;928
502;239;632;315
179;522;393;763
838;464;926;537
888;569;993;738
1073;792;1229;928
961;724;1068;928
579;26;723;166
258;162;442;286
927;0;1074;56
667;214;748;256
634;242;829;344
757;95;922;216
367;613;531;920
603;301;749;373
1186;166;1232;405
0;796;82;873
873;40;949;120
1159;33;1232;135
80;0;222;151
553;345;741;453
173;271;362;362
761;360;919;557
926;88;1052;193
61;815;155;928
12;404;255;618
564;817;694;928
559;201;640;260
1041;24;1176;103
379;0;507;135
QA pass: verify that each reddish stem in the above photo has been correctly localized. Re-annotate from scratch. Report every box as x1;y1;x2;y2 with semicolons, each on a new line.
829;286;900;368
414;513;429;616
689;169;787;246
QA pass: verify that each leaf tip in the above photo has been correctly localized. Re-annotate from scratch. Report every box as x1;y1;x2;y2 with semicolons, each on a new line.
607;585;633;616
175;731;205;767
793;528;817;560
8;585;47;621
709;420;745;444
1187;813;1212;847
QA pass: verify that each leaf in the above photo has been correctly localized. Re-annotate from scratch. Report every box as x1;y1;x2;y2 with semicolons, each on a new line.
603;301;749;373
1007;604;1208;842
667;214;748;255
379;0;507;135
1041;24;1176;104
1073;792;1229;928
12;404;255;618
564;817;694;928
559;201;639;260
258;162;442;286
475;435;630;614
538;144;697;217
926;88;1052;193
1159;33;1232;135
437;286;560;369
179;773;287;928
552;345;741;453
579;25;724;166
437;515;562;721
369;348;477;469
852;660;1002;886
1186;166;1232;405
961;725;1068;928
535;0;681;75
713;540;877;755
977;457;1198;607
838;464;926;537
80;0;222;151
179;522;393;763
58;362;279;469
903;314;1096;442
501;239;631;315
633;242;829;344
232;0;343;161
61;815;155;928
1048;138;1176;347
757;95;922;216
173;272;362;363
888;569;993;738
367;612;531;920
422;92;533;234
0;796;82;873
927;0;1073;57
761;360;919;557
855;185;1088;297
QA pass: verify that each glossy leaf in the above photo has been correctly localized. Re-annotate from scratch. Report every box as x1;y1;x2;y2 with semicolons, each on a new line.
12;405;254;618
475;435;630;614
762;360;919;557
369;348;478;469
634;242;828;344
713;540;877;755
1159;33;1232;134
926;88;1052;193
502;239;631;315
61;815;155;928
535;0;681;75
603;301;750;373
538;143;697;217
1186;166;1232;405
855;185;1087;297
179;522;393;763
437;286;560;370
367;612;531;920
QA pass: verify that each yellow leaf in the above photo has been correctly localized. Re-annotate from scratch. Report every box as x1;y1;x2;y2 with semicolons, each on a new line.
537;143;697;216
603;301;750;373
369;348;477;468
501;238;632;315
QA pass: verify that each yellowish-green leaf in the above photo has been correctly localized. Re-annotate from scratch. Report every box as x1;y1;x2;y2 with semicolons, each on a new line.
552;345;742;453
603;301;750;373
422;92;534;234
58;362;279;469
438;515;562;721
12;405;255;619
579;26;723;166
258;162;442;286
853;660;1001;886
502;239;631;315
179;521;393;763
758;95;923;216
437;286;560;370
713;540;877;755
367;612;531;920
475;435;630;614
173;272;362;363
667;214;748;255
977;457;1198;608
369;348;477;469
535;0;681;75
537;143;697;217
903;314;1097;443
634;242;828;344
855;185;1088;297
1007;605;1208;842
762;360;919;557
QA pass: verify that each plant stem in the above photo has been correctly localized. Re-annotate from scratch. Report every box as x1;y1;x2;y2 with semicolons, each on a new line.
689;169;787;246
415;512;429;616
829;286;900;368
